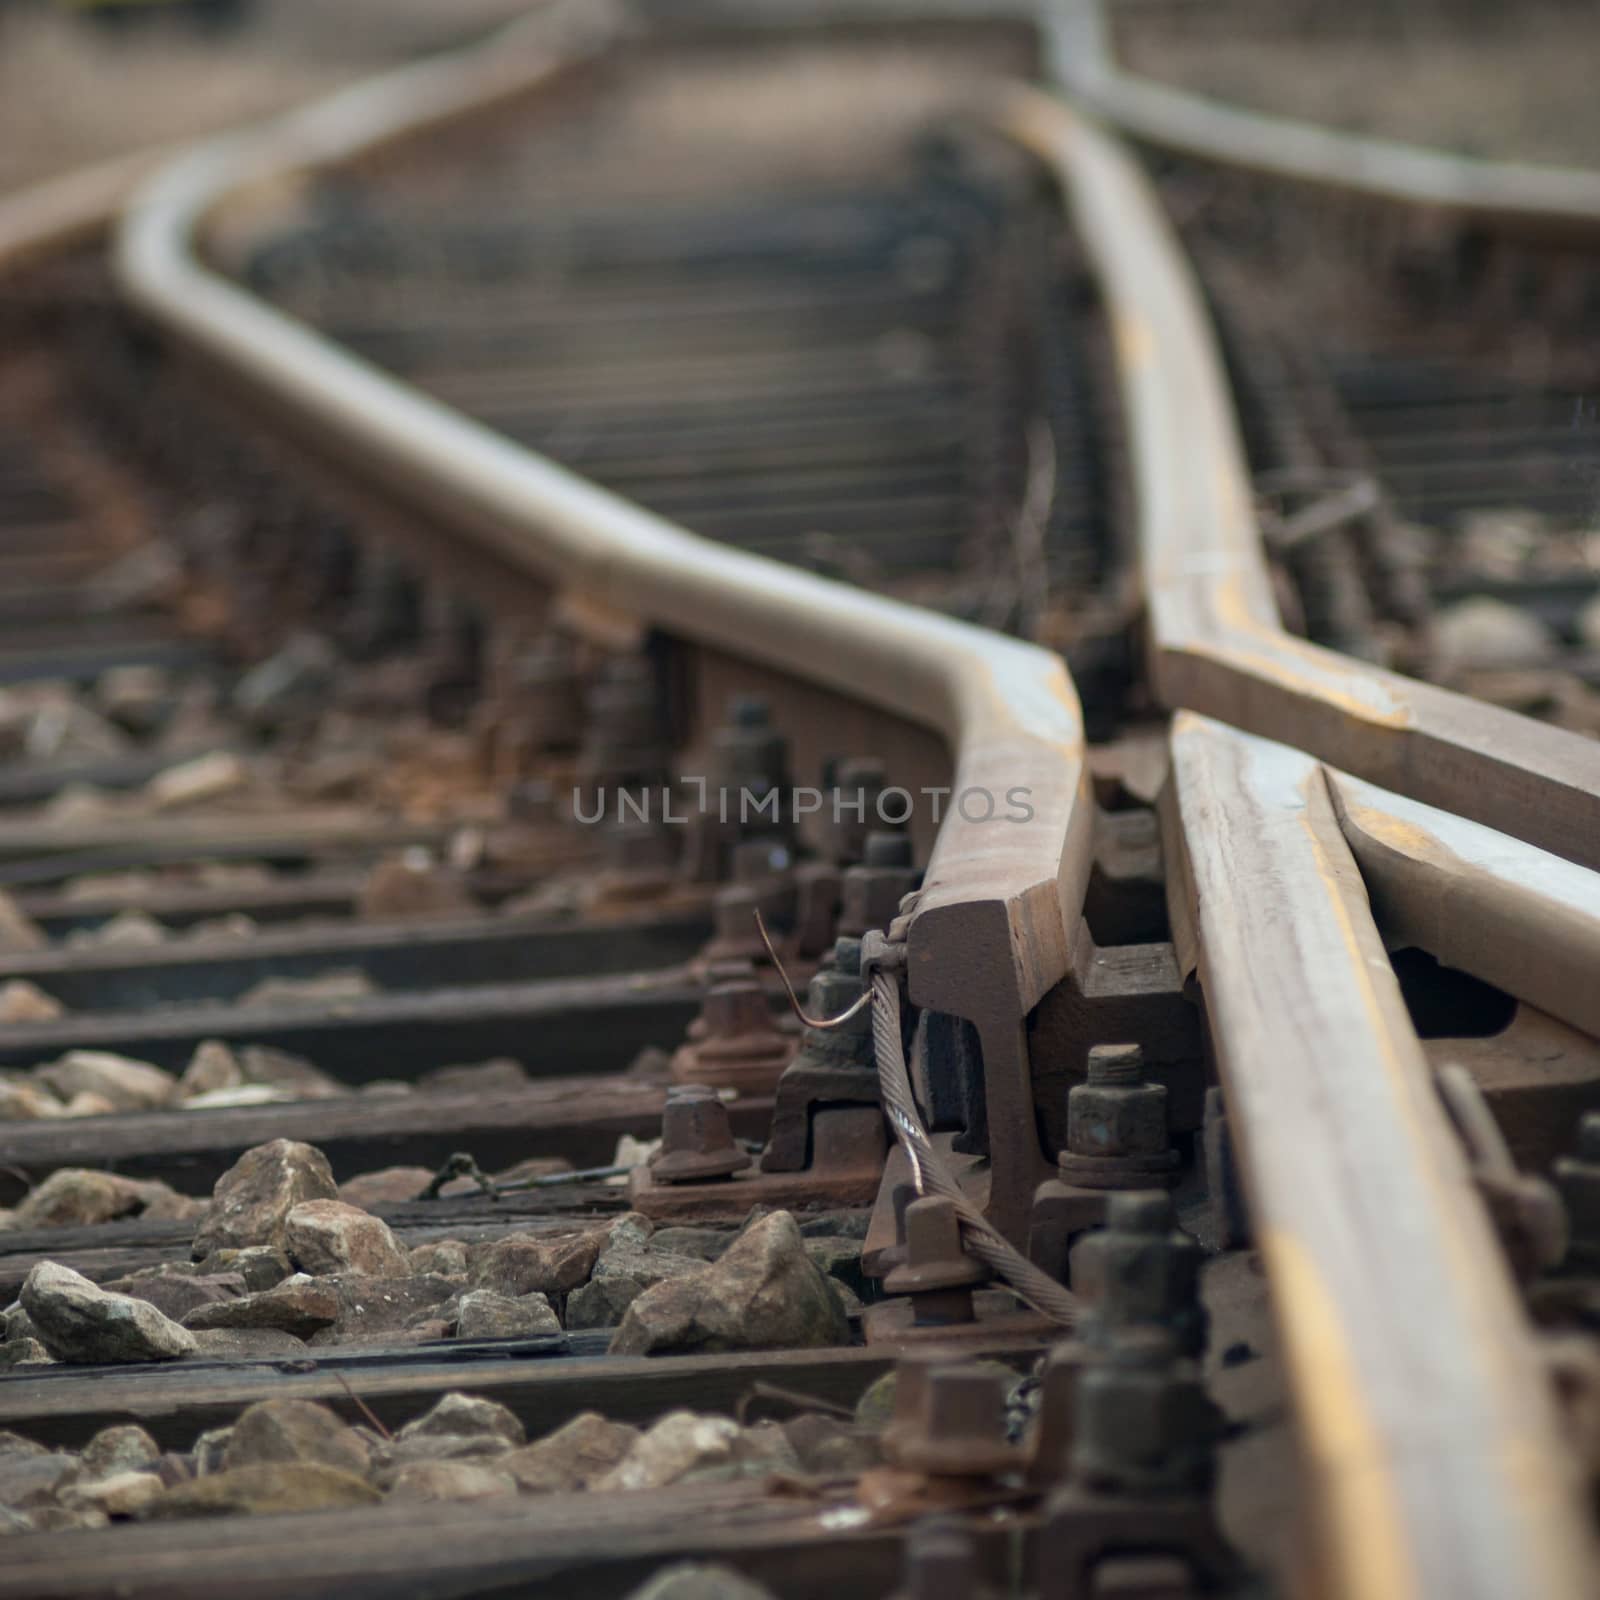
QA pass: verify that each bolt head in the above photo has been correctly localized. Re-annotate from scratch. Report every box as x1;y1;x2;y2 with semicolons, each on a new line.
1071;1337;1218;1496
703;980;776;1039
1087;1043;1145;1085
653;1091;750;1182
1067;1078;1169;1159
660;1092;735;1152
883;1358;1023;1476
1071;1213;1206;1356
1107;1191;1178;1235
806;967;862;1015
883;1196;988;1294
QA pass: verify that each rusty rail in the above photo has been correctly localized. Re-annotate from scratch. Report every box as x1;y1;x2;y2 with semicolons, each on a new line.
104;12;1600;1597
981;67;1600;1600
113;5;1095;1247
992;86;1600;874
1164;714;1594;1600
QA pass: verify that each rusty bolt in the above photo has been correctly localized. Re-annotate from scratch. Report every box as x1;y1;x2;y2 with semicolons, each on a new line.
576;659;668;789
838;831;919;939
788;942;872;1072
874;1180;919;1274
650;1085;751;1183
1071;1191;1207;1358
670;970;794;1093
1070;1326;1221;1498
1060;1044;1179;1190
683;959;759;1046
699;884;769;966
882;1195;988;1325
713;695;789;794
730;838;797;926
883;1357;1026;1477
826;934;864;977
790;860;843;958
1072;1045;1167;1154
805;756;887;866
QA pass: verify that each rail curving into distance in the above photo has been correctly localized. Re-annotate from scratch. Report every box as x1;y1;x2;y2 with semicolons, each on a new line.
112;10;1599;1600
1045;0;1600;235
992;84;1600;875
985;73;1600;1600
114;4;1095;1250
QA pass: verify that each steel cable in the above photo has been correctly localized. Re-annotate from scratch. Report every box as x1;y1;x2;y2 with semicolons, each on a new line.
869;969;1079;1327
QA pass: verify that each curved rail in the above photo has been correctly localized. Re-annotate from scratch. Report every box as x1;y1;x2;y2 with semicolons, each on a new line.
1045;0;1600;235
984;67;1600;1600
110;13;1598;1596
113;6;1093;1245
980;73;1600;1600
993;86;1600;874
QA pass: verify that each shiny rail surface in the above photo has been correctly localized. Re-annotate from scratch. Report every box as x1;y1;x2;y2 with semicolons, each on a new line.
0;7;1582;1599
1164;715;1595;1600
992;86;1600;874
116;10;1095;1248
982;82;1599;1600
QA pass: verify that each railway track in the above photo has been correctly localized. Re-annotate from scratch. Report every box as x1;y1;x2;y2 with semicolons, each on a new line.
0;5;1595;1598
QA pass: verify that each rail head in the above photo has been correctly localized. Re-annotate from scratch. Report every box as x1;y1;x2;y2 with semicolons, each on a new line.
988;84;1600;873
1164;711;1596;1600
112;5;1096;1241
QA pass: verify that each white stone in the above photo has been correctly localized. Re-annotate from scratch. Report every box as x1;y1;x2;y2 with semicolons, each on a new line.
33;1050;175;1113
22;1261;197;1363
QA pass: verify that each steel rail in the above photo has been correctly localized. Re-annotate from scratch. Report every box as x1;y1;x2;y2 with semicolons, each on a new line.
981;74;1600;1600
112;7;1094;1244
1165;712;1595;1600
991;86;1600;874
1323;768;1600;1044
107;17;1599;1593
1043;0;1600;235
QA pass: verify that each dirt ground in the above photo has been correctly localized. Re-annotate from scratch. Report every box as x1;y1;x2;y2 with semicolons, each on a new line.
1113;0;1600;168
0;0;533;193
